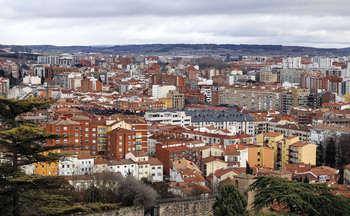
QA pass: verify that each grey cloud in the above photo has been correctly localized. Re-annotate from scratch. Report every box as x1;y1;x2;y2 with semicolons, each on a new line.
1;0;350;19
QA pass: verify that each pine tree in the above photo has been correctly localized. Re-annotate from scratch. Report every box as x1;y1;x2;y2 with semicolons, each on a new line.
0;98;71;216
325;138;336;167
246;161;253;175
249;176;350;216
316;144;324;167
213;183;249;216
303;176;309;184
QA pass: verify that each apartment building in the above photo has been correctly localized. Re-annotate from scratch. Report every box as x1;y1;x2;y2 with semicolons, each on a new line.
259;71;277;83
184;109;255;134
256;133;316;170
107;128;135;160
145;110;191;127
219;86;282;112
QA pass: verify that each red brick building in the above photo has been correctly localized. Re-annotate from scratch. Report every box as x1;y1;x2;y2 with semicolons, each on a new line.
156;144;196;175
107;128;135;160
81;77;103;92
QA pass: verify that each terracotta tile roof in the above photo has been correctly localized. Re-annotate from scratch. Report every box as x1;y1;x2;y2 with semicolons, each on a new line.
263;132;282;137
202;156;227;164
108;159;135;165
290;141;308;147
180;170;205;182
286;136;298;140
94;158;108;164
130;150;148;157
214;167;240;178
148;158;163;166
345;164;350;170
77;153;93;160
181;184;211;196
173;158;201;173
311;166;338;176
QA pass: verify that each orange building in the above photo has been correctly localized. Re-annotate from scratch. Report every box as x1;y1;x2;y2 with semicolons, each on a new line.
247;145;274;168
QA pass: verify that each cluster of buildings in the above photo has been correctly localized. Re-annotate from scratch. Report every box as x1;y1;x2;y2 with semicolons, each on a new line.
1;51;350;196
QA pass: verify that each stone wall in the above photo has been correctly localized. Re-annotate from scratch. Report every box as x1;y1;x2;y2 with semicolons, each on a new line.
82;206;143;216
158;198;215;216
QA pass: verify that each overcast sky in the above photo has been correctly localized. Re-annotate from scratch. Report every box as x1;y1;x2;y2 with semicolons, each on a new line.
0;0;350;48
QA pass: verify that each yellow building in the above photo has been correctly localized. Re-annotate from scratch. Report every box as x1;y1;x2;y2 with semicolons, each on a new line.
160;98;172;109
200;145;226;159
202;157;227;176
257;133;316;170
289;140;316;166
33;150;60;176
256;132;283;168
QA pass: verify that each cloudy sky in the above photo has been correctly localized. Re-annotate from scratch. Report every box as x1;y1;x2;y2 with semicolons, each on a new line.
0;0;349;48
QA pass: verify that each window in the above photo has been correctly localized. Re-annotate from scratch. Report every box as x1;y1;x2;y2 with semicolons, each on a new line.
92;128;96;132
56;127;60;131
93;140;96;143
119;142;122;146
62;165;65;168
85;128;89;132
56;140;60;144
85;134;89;137
119;149;122;152
63;127;67;131
75;139;79;143
85;122;89;126
152;167;155;170
119;136;122;140
75;133;79;137
67;165;70;168
64;139;68;144
75;126;79;130
85;146;89;149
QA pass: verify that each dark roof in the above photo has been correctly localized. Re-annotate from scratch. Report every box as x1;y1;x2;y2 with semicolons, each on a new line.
184;109;254;122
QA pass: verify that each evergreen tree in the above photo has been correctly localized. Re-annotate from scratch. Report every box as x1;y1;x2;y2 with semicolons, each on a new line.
249;176;350;216
325;138;336;167
246;161;253;175
212;183;249;216
0;98;70;216
316;144;324;167
303;176;309;184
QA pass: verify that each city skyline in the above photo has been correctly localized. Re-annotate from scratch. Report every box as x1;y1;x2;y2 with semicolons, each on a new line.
0;0;350;48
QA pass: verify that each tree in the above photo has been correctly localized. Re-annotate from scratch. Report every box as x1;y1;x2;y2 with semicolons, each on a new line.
316;144;324;167
246;161;253;175
117;175;157;210
249;176;350;216
303;176;309;184
325;138;336;167
0;98;70;216
212;183;249;216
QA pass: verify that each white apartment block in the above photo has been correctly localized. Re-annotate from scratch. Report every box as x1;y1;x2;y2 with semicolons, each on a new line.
152;85;176;98
144;110;191;127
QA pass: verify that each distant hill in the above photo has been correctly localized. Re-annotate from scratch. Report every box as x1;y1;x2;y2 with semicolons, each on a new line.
3;44;350;56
